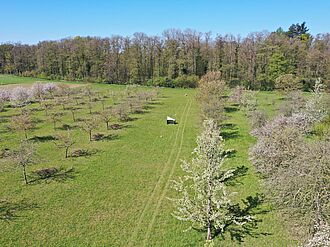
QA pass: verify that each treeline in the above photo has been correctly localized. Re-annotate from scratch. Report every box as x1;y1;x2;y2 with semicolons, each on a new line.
0;23;329;90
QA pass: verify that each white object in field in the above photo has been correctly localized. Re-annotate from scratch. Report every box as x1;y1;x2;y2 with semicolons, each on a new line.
167;116;176;124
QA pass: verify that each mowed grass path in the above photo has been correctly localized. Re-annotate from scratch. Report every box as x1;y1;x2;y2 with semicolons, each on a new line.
0;75;295;246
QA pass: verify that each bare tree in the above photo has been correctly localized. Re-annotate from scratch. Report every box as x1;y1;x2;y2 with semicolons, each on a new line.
54;130;76;158
68;105;79;122
49;111;63;130
11;111;35;139
80;116;100;141
41;100;54;116
113;103;130;121
100;110;112;130
87;101;93;115
11;140;36;184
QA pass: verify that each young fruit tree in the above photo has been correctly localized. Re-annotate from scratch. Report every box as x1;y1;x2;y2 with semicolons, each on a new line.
10;86;31;107
0;89;10;112
100;109;112;130
87;101;93;115
114;103;130;122
54;130;76;158
80;116;100;141
43;83;58;98
31;82;45;102
171;119;254;243
68;105;79;122
49;111;63;130
11;111;35;140
41;101;54;116
11;140;36;184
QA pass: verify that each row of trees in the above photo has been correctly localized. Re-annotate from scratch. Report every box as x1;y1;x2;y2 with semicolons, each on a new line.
171;73;329;245
171;72;259;245
249;80;330;245
1;23;329;90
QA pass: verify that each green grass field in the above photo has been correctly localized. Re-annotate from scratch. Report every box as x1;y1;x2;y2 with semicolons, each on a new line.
0;75;297;246
0;74;48;86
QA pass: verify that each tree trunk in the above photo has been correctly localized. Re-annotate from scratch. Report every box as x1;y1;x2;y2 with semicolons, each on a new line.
72;111;75;122
89;130;92;141
106;122;109;130
206;179;212;241
23;165;28;184
24;130;28;139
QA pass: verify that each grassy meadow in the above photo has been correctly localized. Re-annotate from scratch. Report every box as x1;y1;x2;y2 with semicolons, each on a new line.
0;75;298;246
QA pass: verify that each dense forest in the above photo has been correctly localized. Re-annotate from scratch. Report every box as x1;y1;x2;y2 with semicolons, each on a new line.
0;22;329;90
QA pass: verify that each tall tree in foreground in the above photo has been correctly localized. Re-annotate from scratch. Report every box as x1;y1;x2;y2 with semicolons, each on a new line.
171;119;254;243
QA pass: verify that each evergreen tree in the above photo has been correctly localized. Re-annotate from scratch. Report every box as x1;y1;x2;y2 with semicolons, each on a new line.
268;51;293;83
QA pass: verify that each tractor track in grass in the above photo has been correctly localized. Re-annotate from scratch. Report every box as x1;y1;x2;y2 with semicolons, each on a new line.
127;98;191;247
141;99;192;246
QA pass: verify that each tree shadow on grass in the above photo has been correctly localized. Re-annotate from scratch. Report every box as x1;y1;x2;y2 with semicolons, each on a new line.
92;133;119;141
29;135;56;142
212;167;271;243
218;194;272;243
0;199;38;222
220;123;237;130
224;149;237;158
127;116;139;122
100;134;119;141
70;148;100;158
220;131;240;140
58;124;79;130
223;166;248;186
146;101;163;106
110;123;132;130
143;105;155;111
224;106;239;113
29;167;76;184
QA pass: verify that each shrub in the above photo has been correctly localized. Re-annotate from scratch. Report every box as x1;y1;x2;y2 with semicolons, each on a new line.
275;74;301;92
173;75;199;88
148;77;174;88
